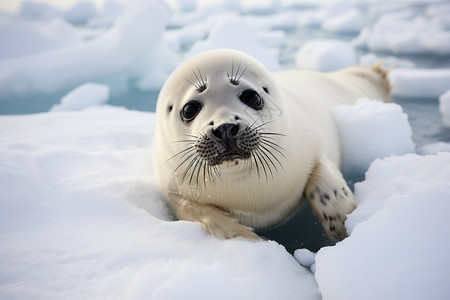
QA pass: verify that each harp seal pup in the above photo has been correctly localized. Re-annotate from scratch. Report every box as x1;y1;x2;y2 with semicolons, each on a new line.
153;49;390;240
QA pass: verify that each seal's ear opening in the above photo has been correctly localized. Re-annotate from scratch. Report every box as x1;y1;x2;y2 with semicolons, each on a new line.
168;104;173;113
263;86;269;94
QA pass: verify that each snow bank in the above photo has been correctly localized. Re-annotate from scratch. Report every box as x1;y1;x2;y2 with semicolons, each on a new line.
51;83;109;111
245;11;299;31
242;0;282;15
296;39;356;72
439;90;450;126
321;9;363;34
0;18;81;60
333;98;414;174
172;0;197;12
63;1;99;25
418;142;450;155
186;16;280;71
359;53;415;69
0;0;174;98
18;1;61;21
315;153;450;300
0;107;320;299
389;68;450;99
353;8;450;55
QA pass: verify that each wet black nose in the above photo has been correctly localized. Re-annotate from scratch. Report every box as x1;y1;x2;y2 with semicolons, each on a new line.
212;123;240;142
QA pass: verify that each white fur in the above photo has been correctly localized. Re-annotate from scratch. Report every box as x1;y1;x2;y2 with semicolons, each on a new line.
153;49;390;239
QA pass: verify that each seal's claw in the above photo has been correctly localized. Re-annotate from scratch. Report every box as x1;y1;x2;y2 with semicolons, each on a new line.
304;158;357;240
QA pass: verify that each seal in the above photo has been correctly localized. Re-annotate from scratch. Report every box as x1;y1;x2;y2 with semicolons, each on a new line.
153;49;390;240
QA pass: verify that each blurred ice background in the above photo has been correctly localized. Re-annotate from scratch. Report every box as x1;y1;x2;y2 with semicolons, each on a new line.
0;0;449;299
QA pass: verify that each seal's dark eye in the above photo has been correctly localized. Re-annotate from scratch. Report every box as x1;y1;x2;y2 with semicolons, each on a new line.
239;89;263;110
181;100;202;122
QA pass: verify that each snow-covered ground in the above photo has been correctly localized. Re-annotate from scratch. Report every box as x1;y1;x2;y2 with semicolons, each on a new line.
1;0;450;299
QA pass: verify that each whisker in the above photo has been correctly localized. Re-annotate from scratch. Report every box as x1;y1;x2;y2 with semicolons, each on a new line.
181;155;199;184
259;138;286;151
184;77;200;91
260;139;286;158
236;64;248;83
258;143;285;171
257;147;276;171
166;147;195;163
255;148;274;180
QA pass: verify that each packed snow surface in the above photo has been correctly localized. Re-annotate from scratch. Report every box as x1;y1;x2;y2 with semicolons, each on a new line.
0;107;320;299
316;153;450;300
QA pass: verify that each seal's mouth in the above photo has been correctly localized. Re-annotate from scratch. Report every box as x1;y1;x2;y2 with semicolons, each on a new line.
215;151;250;165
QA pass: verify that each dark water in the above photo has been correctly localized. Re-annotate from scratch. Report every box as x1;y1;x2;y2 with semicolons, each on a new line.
257;200;336;253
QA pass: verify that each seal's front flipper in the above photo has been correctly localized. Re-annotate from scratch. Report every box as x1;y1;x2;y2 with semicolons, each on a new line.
166;174;261;240
304;158;356;240
169;196;260;240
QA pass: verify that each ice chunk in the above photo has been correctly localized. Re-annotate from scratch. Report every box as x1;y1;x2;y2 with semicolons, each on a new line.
186;16;279;71
439;90;450;126
87;0;124;28
172;0;197;12
359;53;415;69
51;83;109;111
245;11;299;31
321;9;363;34
333;98;414;174
18;1;61;21
418;142;450;155
296;39;356;72
353;10;450;55
63;1;99;25
389;68;450;99
294;248;316;268
257;30;286;48
0;18;81;60
315;153;450;300
0;0;172;98
242;0;282;15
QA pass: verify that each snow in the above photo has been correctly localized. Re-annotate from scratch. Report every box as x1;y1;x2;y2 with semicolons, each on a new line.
315;153;450;300
439;90;450;126
18;1;61;21
353;5;450;55
0;18;81;60
296;39;356;72
0;0;174;97
63;1;99;26
185;16;280;71
418;142;450;155
333;98;414;175
51;83;109;111
0;107;319;299
1;0;450;298
389;68;450;99
359;53;415;69
321;8;364;34
294;248;316;268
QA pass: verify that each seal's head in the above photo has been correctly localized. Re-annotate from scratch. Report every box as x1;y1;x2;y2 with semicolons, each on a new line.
154;49;284;190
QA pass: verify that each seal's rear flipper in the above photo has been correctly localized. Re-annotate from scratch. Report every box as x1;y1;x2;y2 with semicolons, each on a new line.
304;158;356;240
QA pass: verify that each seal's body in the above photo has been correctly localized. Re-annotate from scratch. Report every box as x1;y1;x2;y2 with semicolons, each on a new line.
153;49;390;240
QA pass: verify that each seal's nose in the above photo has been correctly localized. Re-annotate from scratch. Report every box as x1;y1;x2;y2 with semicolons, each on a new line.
212;123;240;144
